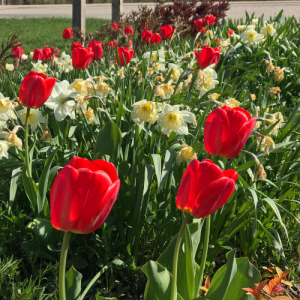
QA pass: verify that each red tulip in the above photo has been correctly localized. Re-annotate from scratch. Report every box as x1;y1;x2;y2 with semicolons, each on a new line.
141;30;153;43
194;46;220;69
62;28;73;40
19;71;56;108
228;28;235;38
111;22;119;33
200;27;207;34
160;25;175;39
124;26;134;36
32;49;44;61
88;41;103;60
108;40;117;49
72;46;94;70
71;42;82;51
204;14;216;25
116;47;134;67
151;33;162;44
176;159;238;218
204;106;256;159
43;47;53;61
50;157;120;234
11;46;23;59
129;40;133;49
216;38;220;44
194;19;205;31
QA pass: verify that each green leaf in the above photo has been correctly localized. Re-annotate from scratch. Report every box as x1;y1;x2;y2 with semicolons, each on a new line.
94;120;122;161
9;167;21;214
185;225;195;300
205;250;237;300
65;266;82;300
37;148;58;217
22;165;37;213
159;150;175;192
151;154;162;188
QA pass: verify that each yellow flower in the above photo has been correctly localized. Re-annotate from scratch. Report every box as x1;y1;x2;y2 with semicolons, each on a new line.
269;87;281;98
252;18;259;25
250;94;256;101
152;62;165;72
154;82;174;99
274;67;284;82
176;144;197;165
222;98;241;108
71;79;87;94
259;136;275;155
131;100;157;125
168;63;183;82
205;30;214;38
0;97;12;113
237;25;246;32
208;93;220;101
84;107;95;124
262;23;276;37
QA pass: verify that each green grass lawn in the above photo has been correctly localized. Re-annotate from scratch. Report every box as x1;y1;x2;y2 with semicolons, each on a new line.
0;18;109;54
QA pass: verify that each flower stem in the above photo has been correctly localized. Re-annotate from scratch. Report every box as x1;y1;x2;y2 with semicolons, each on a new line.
59;231;72;300
24;107;32;178
171;213;190;300
198;215;211;288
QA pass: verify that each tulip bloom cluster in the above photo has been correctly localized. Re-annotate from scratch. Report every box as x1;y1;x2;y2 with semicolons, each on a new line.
141;25;174;44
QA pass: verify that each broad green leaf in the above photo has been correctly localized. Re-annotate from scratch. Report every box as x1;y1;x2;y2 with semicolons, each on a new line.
65;266;82;300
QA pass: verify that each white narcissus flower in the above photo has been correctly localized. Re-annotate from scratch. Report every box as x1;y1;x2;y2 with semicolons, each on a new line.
240;28;264;45
0;126;22;150
152;62;166;72
131;100;157;125
58;51;71;64
252;18;259;25
142;49;165;62
262;23;277;37
168;63;183;82
18;108;47;132
21;54;28;60
176;144;197;165
0;140;11;159
45;80;78;121
157;104;196;136
195;65;219;96
0;93;17;121
6;64;14;71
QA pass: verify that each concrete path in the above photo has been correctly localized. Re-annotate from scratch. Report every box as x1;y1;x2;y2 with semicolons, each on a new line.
0;1;299;20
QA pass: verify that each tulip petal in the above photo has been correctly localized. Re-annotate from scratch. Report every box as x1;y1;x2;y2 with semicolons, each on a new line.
92;159;119;182
67;157;94;171
223;169;238;181
192;177;235;218
204;107;229;156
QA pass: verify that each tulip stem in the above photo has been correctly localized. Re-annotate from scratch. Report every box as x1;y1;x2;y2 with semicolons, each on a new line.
171;213;190;300
198;215;211;289
59;231;72;300
24;107;32;178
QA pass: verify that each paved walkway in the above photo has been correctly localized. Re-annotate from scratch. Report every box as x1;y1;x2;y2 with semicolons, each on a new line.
0;1;299;20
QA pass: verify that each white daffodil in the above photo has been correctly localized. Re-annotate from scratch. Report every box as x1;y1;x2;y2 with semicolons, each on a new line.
6;64;14;71
21;54;28;60
0;140;11;159
252;18;259;25
0;126;22;150
219;39;231;53
168;63;183;82
154;82;174;99
143;49;165;62
240;28;264;45
176;144;197;165
195;65;219;96
157;104;196;136
131;100;157;125
58;51;71;64
0;93;16;121
18;108;47;132
262;23;277;37
45;80;78;121
88;82;111;99
152;62;166;72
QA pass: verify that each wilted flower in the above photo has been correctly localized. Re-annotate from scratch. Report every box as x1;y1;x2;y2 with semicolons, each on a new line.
131;100;157;125
269;87;281;98
274;67;284;82
157;104;196;135
70;79;87;94
152;62;166;72
18;108;47;132
254;106;261;130
254;164;267;181
265;111;283;136
257;135;275;155
0;126;22;150
176;144;197;165
84;107;95;124
250;94;256;101
265;60;275;73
